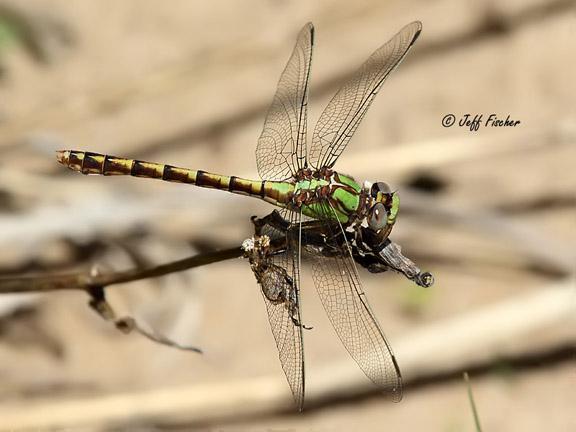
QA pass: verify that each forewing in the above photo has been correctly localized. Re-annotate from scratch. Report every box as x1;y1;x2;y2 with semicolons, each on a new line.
259;209;306;410
309;21;421;170
256;23;314;181
304;201;402;400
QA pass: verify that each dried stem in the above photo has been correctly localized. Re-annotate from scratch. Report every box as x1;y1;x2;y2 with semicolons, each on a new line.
0;246;244;294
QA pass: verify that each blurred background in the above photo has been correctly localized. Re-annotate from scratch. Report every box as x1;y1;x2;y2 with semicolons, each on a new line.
0;0;574;430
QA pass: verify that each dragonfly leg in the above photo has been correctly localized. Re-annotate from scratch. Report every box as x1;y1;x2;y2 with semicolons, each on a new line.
251;210;290;236
287;289;313;330
283;222;313;331
252;210;331;237
347;229;434;287
290;314;313;330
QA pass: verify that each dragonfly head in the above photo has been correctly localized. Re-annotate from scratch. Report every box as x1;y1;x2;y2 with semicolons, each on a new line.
361;181;399;245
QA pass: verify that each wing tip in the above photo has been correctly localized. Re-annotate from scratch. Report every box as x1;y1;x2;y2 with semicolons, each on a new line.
391;382;404;403
301;22;315;46
289;381;305;412
297;399;305;412
407;20;423;43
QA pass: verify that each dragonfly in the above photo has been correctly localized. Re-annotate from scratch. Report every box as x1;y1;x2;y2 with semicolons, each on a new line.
57;21;433;411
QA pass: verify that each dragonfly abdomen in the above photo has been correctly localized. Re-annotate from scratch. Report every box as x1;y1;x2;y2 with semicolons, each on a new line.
57;150;198;182
56;150;294;206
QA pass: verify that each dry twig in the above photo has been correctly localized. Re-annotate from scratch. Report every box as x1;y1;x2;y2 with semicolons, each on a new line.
0;246;243;294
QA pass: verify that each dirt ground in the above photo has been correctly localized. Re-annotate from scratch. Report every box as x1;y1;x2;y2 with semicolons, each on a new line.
0;0;574;431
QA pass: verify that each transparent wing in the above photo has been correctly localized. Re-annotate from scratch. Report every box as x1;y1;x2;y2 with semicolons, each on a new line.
259;209;306;410
304;201;402;400
256;23;314;181
309;21;421;170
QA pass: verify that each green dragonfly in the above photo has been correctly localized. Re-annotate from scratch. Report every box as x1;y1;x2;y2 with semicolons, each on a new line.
57;21;432;410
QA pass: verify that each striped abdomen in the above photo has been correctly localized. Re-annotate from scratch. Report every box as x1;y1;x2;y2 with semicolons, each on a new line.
56;150;294;206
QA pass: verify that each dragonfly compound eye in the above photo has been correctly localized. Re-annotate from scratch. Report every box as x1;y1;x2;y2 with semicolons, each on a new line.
368;202;388;231
371;181;392;197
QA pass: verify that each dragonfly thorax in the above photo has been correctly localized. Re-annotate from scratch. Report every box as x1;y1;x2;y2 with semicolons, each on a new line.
289;169;363;224
287;170;400;238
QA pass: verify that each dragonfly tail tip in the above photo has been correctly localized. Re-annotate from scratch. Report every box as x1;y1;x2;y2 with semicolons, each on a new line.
56;150;70;165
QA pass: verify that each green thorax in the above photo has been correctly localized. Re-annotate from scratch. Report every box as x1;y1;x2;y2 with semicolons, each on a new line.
292;172;362;223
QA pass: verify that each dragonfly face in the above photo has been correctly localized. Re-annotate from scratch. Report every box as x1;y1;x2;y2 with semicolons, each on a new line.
356;180;399;248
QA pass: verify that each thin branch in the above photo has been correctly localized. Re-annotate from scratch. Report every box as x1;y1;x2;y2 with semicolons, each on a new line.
0;246;244;294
